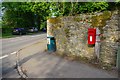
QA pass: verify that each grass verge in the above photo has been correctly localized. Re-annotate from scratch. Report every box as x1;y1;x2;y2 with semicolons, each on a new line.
2;33;18;38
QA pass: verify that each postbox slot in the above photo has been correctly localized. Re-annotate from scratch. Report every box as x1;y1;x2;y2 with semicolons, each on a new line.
88;31;94;33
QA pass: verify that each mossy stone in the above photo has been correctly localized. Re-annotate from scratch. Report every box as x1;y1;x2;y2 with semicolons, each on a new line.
92;11;112;28
48;17;61;24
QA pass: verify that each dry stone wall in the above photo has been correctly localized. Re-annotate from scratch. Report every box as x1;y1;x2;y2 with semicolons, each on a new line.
47;11;119;69
100;11;119;68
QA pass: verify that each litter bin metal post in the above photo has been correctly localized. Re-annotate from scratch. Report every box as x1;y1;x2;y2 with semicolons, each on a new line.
117;46;120;75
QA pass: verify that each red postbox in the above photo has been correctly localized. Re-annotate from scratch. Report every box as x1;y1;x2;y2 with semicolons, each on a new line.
88;28;96;45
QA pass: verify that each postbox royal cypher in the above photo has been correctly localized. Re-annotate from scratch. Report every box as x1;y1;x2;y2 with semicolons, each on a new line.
88;28;96;45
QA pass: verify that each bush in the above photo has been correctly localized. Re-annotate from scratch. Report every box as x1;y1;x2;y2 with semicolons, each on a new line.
40;21;46;30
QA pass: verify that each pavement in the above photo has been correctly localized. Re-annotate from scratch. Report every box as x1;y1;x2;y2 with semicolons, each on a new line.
17;39;118;78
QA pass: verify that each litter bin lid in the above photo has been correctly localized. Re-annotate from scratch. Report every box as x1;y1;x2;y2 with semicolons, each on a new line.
47;36;54;38
47;36;55;40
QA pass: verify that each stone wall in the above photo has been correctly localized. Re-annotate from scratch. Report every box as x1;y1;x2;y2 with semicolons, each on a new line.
100;11;119;68
47;11;119;69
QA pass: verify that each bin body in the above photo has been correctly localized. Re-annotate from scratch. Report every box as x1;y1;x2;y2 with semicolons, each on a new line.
47;37;56;52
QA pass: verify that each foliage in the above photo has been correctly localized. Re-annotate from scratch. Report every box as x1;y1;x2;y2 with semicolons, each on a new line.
40;21;46;30
2;2;35;29
1;2;119;31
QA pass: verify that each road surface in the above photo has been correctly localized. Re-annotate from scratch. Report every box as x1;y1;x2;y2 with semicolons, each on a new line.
0;33;47;78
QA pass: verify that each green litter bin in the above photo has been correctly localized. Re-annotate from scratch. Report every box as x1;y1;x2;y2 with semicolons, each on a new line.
47;36;56;52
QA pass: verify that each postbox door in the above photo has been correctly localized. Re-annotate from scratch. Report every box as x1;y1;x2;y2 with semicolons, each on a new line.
88;28;96;45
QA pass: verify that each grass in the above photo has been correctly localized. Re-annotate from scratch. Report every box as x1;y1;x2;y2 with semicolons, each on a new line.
2;33;18;38
1;31;46;38
1;28;18;38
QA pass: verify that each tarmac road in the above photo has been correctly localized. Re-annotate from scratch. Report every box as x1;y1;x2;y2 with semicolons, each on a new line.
0;33;47;78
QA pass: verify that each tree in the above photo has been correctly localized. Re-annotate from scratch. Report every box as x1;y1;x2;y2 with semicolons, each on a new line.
2;2;118;31
2;2;35;28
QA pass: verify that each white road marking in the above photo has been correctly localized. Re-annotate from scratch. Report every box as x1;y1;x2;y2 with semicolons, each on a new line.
6;35;42;42
31;34;44;37
0;55;8;59
10;51;17;55
0;51;17;60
